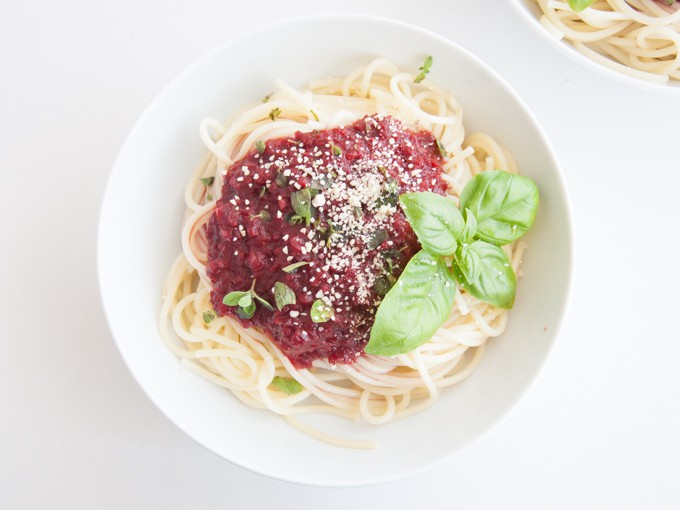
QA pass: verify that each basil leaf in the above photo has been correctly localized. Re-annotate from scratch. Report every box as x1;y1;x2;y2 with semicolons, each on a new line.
366;250;456;356
274;281;296;311
310;299;334;323
223;291;247;306
567;0;595;12
451;240;516;309
271;376;303;395
399;192;465;256
454;243;482;284
459;171;539;246
459;208;477;244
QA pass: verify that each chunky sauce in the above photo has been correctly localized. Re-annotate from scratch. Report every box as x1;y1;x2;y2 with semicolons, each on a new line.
206;114;447;368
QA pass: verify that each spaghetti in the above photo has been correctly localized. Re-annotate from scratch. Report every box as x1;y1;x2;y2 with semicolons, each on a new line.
159;58;526;448
532;0;680;84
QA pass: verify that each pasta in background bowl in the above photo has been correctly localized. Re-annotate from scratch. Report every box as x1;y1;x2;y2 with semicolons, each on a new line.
511;0;680;91
98;14;572;486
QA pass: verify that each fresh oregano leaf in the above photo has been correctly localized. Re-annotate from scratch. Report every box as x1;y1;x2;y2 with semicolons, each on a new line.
310;299;334;323
271;376;303;395
567;0;595;12
223;291;247;306
290;188;313;226
274;281;296;311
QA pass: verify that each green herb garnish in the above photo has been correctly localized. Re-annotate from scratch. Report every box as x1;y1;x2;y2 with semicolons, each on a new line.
331;145;342;157
310;299;334;323
262;93;272;103
365;170;539;356
282;261;309;273
414;56;433;84
269;107;282;121
276;171;288;187
274;281;296;311
251;210;271;221
256;139;266;155
271;376;303;394
290;188;314;226
200;176;215;187
222;279;274;319
366;229;388;250
436;139;448;159
310;109;319;121
202;310;216;324
567;0;595;11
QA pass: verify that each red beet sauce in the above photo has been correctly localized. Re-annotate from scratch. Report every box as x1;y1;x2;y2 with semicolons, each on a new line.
206;114;447;368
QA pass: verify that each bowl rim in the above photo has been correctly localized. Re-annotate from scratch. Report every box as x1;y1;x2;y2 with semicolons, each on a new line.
508;0;680;95
97;12;575;487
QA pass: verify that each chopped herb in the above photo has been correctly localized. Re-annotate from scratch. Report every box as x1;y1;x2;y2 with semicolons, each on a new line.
251;210;271;221
269;107;282;121
318;219;343;247
276;171;288;187
376;178;399;207
367;229;389;250
200;176;215;186
310;299;334;323
310;173;334;190
271;376;303;394
274;281;296;311
436;139;448;158
286;213;305;225
207;193;213;201
282;261;309;273
374;275;395;297
256;139;266;155
262;92;272;103
259;186;267;197
567;0;594;11
202;310;216;324
353;206;363;219
331;145;342;157
414;55;433;84
310;109;319;121
290;188;314;226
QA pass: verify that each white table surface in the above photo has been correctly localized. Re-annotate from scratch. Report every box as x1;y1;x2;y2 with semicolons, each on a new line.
2;1;679;508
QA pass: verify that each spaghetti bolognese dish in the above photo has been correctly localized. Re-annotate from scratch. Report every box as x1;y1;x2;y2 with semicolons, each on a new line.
159;57;539;448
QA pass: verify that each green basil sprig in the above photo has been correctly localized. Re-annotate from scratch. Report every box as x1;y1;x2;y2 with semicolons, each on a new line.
366;170;539;356
365;250;456;356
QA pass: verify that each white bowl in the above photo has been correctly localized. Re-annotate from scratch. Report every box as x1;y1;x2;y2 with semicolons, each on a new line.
98;14;573;487
509;0;680;93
